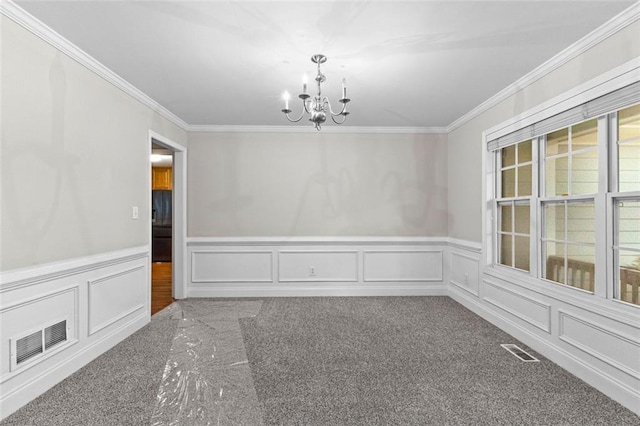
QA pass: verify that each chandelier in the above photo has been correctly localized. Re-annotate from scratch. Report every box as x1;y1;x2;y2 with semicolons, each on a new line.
281;54;350;130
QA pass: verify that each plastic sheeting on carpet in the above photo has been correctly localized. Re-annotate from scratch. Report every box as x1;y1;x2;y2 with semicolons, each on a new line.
150;300;263;426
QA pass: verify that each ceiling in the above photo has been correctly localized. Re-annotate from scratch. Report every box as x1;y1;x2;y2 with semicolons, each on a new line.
16;1;636;129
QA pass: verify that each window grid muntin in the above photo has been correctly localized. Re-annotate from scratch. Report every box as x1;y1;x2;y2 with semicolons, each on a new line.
541;199;596;292
543;119;599;198
500;140;533;199
496;139;533;272
497;200;531;271
612;193;640;305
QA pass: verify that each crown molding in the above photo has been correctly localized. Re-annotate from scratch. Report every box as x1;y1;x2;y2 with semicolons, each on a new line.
446;1;640;133
187;125;447;134
0;0;189;131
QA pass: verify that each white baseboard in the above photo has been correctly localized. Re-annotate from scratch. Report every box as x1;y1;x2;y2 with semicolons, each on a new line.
188;284;448;298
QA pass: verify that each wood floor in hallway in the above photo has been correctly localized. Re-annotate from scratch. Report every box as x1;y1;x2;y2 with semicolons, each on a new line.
152;262;173;315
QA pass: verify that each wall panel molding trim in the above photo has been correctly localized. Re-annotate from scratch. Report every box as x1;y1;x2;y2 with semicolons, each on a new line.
278;250;359;283
558;310;640;381
449;251;480;297
448;2;640;132
363;250;443;282
0;1;188;131
87;266;146;336
0;246;149;292
191;250;274;283
482;279;552;334
0;285;80;384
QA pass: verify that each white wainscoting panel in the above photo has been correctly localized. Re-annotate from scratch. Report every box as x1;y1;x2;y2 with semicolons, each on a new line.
449;251;480;296
558;310;640;381
279;250;358;282
187;238;448;297
88;266;147;336
363;250;443;282
482;279;552;334
0;246;150;421
0;286;79;380
191;250;273;283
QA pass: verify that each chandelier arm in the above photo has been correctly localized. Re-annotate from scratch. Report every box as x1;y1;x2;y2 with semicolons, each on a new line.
331;114;348;125
327;99;351;118
282;109;307;123
327;101;347;117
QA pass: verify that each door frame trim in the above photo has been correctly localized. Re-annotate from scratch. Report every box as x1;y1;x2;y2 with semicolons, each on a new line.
149;130;187;300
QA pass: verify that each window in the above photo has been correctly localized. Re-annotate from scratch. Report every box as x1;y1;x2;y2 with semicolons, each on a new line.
613;104;640;306
541;119;598;291
497;140;532;271
488;83;640;307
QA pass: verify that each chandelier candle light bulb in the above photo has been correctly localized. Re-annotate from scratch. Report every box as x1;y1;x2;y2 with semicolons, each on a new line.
281;54;350;131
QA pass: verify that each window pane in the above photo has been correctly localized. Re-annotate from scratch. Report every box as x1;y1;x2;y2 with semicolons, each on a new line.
567;202;595;244
567;244;595;292
545;242;565;284
500;234;513;267
502;145;516;167
544;202;565;241
572;119;598;150
619;139;640;192
618;249;640;305
514;236;530;271
618;104;640;141
571;150;598;195
547;128;569;156
500;204;513;232
545;156;568;196
502;168;516;198
514;204;530;234
518;140;532;163
618;200;640;250
518;164;532;197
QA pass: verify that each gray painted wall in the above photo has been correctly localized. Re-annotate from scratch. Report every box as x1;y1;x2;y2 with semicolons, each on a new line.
1;17;187;271
188;132;448;237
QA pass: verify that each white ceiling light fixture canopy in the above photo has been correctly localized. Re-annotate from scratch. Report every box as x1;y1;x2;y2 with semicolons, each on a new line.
281;54;350;131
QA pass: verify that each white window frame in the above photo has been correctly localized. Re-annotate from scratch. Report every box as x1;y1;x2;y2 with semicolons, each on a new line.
481;58;640;310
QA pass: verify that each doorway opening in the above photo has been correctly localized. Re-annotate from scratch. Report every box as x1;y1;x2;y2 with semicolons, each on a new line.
151;143;173;314
149;131;187;315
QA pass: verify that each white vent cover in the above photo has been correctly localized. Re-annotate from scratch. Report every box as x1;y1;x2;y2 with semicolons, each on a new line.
11;319;69;371
501;343;539;362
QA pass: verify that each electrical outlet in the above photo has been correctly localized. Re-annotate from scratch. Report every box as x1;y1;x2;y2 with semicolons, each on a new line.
132;206;139;219
309;266;316;277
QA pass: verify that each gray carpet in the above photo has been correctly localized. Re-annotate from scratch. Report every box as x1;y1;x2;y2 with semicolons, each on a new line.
2;297;639;425
239;297;640;425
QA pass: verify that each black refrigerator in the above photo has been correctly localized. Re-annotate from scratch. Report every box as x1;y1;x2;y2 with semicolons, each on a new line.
152;190;172;262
